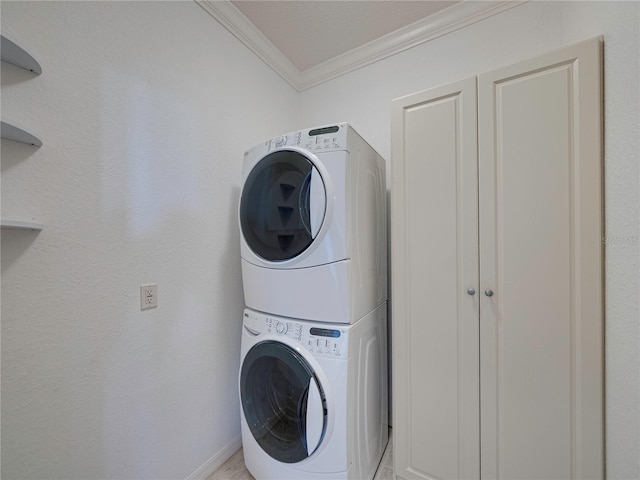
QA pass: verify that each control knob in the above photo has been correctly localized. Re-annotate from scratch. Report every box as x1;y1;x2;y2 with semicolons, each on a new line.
275;322;287;334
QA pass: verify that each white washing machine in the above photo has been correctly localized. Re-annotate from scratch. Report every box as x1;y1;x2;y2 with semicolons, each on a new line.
239;123;387;324
239;305;388;480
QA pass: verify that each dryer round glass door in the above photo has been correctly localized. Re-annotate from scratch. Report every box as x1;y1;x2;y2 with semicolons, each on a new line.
240;340;327;463
240;150;326;261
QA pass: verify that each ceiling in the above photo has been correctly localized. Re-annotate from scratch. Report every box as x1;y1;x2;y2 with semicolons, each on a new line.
196;0;523;90
229;1;459;72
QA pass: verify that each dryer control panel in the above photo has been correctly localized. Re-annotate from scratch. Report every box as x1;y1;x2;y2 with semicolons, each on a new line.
260;123;349;154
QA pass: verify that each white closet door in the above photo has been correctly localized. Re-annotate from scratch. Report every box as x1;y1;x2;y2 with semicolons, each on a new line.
478;37;603;480
391;77;479;480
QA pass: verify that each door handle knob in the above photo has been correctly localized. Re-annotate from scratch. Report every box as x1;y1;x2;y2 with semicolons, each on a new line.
484;289;494;297
467;288;476;296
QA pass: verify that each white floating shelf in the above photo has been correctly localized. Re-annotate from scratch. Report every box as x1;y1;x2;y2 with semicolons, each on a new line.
1;121;42;147
1;219;44;231
1;35;42;74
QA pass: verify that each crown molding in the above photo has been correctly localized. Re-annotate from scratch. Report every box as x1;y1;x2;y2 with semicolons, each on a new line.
196;0;300;89
196;0;526;92
298;1;526;90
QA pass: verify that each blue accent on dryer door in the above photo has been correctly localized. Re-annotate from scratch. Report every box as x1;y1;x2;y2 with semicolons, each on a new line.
240;150;319;261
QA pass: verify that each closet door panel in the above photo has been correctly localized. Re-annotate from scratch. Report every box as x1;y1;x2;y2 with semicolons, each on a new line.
478;38;603;480
391;78;479;480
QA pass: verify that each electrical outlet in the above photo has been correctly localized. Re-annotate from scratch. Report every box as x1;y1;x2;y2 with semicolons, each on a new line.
140;284;158;310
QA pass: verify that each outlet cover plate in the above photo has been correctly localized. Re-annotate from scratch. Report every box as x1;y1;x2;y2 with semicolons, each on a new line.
140;284;158;310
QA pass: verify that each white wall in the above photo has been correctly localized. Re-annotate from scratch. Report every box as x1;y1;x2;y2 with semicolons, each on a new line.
1;2;297;479
2;1;639;479
298;2;640;478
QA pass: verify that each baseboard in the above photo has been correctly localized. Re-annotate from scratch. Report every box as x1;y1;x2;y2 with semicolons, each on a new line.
186;434;243;480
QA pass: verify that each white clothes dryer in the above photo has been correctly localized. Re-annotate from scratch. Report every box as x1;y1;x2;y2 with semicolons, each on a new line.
239;123;387;324
239;305;388;480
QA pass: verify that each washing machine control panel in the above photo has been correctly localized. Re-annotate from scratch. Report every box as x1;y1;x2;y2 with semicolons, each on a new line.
265;317;303;340
263;316;347;359
303;327;346;359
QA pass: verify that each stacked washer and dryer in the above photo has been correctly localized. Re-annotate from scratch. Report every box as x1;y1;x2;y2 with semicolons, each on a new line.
237;123;388;480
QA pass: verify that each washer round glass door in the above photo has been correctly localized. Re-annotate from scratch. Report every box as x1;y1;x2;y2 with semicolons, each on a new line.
240;340;327;463
240;149;326;262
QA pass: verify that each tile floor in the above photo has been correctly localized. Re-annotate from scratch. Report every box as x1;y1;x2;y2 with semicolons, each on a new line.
207;429;393;480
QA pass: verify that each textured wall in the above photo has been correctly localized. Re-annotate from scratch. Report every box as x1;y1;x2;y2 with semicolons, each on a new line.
298;1;639;478
2;1;638;479
1;2;296;479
